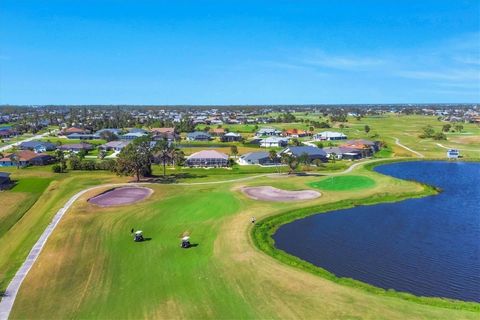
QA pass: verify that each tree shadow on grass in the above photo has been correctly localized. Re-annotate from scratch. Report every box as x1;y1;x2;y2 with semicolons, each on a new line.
143;173;207;184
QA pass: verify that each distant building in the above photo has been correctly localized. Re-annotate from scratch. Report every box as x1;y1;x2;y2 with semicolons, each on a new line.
0;150;54;167
150;128;179;142
19;141;57;152
322;146;362;160
280;146;327;161
121;132;148;140
187;131;211;141
256;128;282;137
238;151;280;166
221;132;242;142
100;141;130;152
447;149;460;159
284;128;310;137
313;131;347;141
259;137;288;148
341;139;380;157
58;143;94;153
62;127;86;136
66;133;98;140
185;150;229;167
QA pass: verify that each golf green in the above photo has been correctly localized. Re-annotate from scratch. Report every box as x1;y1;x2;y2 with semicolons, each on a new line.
308;175;376;191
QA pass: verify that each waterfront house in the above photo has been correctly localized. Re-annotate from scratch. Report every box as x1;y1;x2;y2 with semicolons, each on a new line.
322;146;362;160
0;150;54;167
185;150;229;167
260;137;288;148
238;151;280;166
313;131;347;141
341;139;379;157
187;131;212;141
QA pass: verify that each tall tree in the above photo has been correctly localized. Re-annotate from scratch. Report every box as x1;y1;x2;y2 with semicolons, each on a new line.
230;145;238;159
116;136;155;182
281;154;299;175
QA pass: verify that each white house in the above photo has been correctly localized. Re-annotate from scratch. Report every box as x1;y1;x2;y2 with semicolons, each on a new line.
313;131;347;141
260;137;288;148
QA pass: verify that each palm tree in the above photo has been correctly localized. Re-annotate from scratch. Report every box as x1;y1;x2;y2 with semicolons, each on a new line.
230;145;238;159
268;149;279;173
281;154;299;175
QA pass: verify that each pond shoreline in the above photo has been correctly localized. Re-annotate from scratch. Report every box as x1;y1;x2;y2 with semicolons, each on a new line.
251;159;480;312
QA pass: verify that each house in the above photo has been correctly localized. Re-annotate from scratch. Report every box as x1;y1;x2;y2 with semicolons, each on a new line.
100;141;130;152
314;131;347;141
341;139;379;157
284;128;310;138
221;132;242;142
447;149;460;159
66;133;98;140
187;131;211;141
210;128;225;136
19;141;57;152
128;128;148;134
185;150;229;167
322;146;362;160
256;128;282;137
0;129;15;139
238;152;280;166
59;143;94;153
0;172;12;190
0;150;54;167
95;128;122;137
150;128;179;142
121;132;148;140
280;146;327;162
260;137;288;148
62;127;86;136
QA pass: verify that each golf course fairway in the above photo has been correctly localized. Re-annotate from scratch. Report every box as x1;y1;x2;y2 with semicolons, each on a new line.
7;166;479;319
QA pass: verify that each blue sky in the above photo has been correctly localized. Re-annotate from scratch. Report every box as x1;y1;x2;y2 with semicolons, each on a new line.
1;0;479;105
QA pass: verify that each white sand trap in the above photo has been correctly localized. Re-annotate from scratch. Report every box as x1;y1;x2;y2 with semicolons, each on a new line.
242;186;321;202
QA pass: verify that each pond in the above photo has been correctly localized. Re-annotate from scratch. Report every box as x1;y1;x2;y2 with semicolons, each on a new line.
273;161;480;302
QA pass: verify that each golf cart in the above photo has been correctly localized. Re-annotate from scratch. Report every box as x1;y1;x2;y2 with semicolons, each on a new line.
181;236;191;248
134;230;144;242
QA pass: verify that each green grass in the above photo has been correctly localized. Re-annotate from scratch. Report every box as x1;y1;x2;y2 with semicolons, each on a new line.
309;175;376;191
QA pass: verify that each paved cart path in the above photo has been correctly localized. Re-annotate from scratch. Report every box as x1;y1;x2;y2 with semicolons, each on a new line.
394;137;425;158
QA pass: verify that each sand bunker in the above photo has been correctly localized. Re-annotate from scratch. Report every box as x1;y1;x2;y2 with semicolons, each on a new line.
242;186;320;202
88;187;153;207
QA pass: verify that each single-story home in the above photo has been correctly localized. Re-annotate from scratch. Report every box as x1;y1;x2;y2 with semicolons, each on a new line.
221;132;242;142
238;151;280;166
19;141;57;152
121;132;148;140
0;172;12;190
284;129;310;137
187;131;212;141
210;128;225;136
256;128;282;137
0;129;16;139
341;139;380;157
260;137;288;148
150;128;179;142
185;150;229;167
322;146;362;160
66;133;99;140
61;127;86;136
100;141;130;152
280;146;327;162
59;143;94;153
95;128;123;137
314;131;347;141
0;150;54;167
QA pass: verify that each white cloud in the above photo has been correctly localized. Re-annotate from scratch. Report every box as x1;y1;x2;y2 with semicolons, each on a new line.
398;69;480;81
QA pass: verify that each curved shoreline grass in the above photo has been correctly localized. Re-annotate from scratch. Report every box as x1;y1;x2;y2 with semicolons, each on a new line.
251;160;480;312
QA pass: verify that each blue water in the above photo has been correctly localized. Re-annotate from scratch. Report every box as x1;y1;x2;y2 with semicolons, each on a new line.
273;161;480;302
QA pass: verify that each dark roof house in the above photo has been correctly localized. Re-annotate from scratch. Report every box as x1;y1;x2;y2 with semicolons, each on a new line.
280;146;327;161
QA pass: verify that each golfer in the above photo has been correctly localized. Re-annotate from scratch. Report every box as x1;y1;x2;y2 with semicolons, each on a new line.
251;216;256;224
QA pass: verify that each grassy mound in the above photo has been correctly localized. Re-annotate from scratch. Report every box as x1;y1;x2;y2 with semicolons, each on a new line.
309;175;376;191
